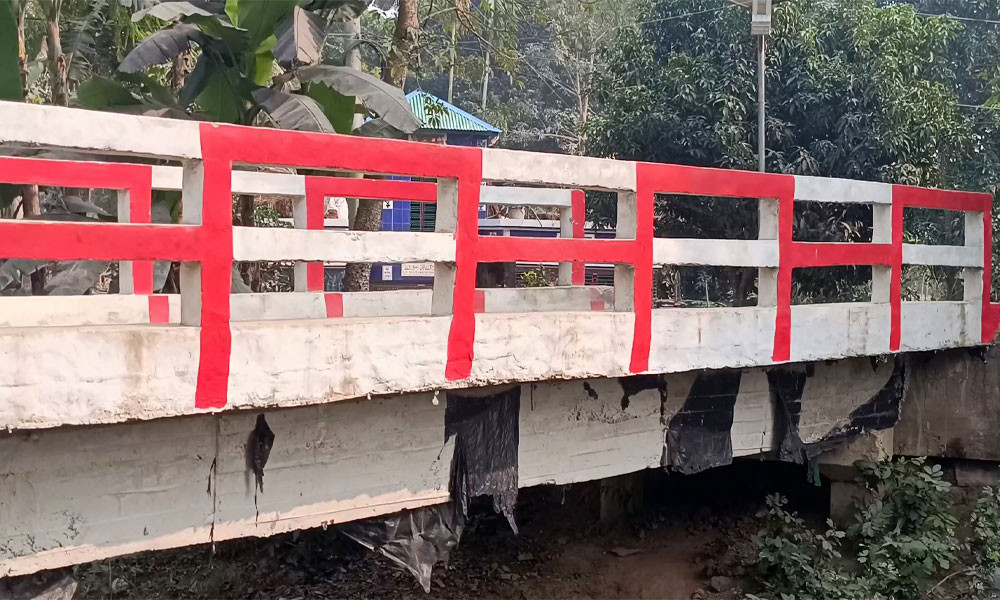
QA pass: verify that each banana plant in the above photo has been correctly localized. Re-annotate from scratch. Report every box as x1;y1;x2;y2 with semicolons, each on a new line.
77;0;420;136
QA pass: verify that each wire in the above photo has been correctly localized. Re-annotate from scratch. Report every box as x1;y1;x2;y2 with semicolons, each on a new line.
635;5;729;28
915;12;1000;25
959;103;1000;111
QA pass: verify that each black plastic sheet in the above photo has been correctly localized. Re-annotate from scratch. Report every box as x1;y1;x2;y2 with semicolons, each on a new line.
768;357;908;462
340;386;521;593
665;371;742;474
340;503;465;593
445;387;521;533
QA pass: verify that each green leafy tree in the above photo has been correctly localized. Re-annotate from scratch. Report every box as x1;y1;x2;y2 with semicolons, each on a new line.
591;0;990;305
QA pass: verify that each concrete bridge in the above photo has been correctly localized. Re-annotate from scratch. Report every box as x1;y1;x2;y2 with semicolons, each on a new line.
0;102;998;579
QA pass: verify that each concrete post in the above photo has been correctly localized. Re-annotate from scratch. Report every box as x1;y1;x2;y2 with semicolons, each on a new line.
758;197;779;306
432;178;459;316
117;189;135;295
180;161;204;326
872;204;892;304
614;191;637;312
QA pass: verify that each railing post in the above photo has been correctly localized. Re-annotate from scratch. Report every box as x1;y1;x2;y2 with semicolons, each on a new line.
964;210;985;338
432;178;459;315
117;189;135;295
614;191;637;311
293;185;324;292
872;204;892;304
558;189;586;286
758;197;779;306
180;161;204;325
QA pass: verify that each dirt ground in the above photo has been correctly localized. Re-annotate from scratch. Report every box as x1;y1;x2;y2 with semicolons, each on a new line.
73;461;827;600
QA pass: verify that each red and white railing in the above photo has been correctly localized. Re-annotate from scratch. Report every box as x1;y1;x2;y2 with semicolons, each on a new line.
0;101;995;415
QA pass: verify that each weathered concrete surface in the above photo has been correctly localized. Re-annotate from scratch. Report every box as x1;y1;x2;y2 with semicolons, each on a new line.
0;357;894;578
894;346;1000;461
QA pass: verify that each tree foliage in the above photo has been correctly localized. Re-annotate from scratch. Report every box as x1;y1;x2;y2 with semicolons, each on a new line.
592;0;1000;305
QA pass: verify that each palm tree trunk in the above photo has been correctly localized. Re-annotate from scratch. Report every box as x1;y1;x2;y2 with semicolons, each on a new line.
16;3;39;216
46;17;68;107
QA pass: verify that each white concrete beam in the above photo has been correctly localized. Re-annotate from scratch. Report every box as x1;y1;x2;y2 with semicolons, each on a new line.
652;239;779;267
232;228;456;263
794;175;892;205
482;148;637;192
0;101;201;159
902;244;982;267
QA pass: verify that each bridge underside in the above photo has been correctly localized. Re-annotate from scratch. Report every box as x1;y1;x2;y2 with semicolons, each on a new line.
2;355;908;577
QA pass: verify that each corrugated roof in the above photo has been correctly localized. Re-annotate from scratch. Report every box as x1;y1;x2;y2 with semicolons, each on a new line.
406;91;501;134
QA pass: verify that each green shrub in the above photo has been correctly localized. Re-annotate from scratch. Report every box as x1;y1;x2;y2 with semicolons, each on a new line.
750;458;973;600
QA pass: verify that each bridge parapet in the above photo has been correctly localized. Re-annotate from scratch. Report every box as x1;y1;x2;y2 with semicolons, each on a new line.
0;101;996;430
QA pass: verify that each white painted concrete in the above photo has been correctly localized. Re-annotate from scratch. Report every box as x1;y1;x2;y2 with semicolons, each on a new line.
482;148;637;192
902;244;981;267
0;288;613;328
0;301;978;431
653;239;779;267
232;228;457;263
152;164;574;207
0;295;179;327
794;175;892;205
480;186;574;208
0;357;883;577
0;101;201;159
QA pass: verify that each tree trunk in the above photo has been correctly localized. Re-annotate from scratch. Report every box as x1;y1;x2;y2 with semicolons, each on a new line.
16;4;39;216
237;194;254;284
169;53;187;95
384;0;418;88
16;4;27;92
343;0;419;292
45;18;68;107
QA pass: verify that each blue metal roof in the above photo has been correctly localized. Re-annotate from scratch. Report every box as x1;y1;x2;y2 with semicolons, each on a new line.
406;91;501;134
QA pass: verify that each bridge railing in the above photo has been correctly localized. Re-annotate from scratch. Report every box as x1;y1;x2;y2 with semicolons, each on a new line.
0;101;996;412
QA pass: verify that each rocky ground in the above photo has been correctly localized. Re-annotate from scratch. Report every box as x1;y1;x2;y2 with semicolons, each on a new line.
73;461;826;600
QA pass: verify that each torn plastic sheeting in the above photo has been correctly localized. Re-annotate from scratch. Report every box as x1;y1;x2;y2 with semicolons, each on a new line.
767;368;809;463
769;357;908;463
339;386;522;593
664;370;742;474
339;502;464;593
445;386;521;534
618;374;666;410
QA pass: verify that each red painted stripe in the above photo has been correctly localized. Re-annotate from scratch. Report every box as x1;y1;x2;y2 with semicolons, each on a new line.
148;295;170;324
895;186;992;212
129;178;155;295
889;195;904;351
303;177;327;292
202;123;471;178
630;170;655;373
0;221;203;261
473;290;486;313
634;162;796;365
788;243;894;267
305;175;438;203
445;165;484;381
324;292;344;318
476;236;641;264
983;208;1000;343
193;127;235;409
637;162;794;199
571;189;586;285
0;156;151;189
203;122;482;384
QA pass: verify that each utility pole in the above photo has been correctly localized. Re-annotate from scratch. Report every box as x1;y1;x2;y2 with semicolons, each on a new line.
738;0;774;173
757;35;765;173
750;0;773;172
